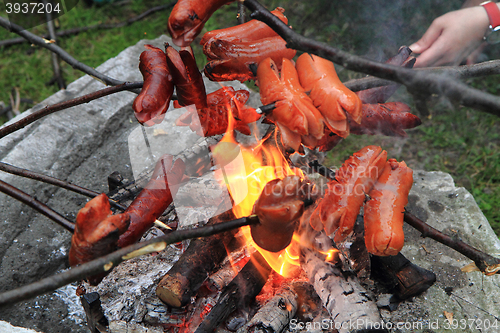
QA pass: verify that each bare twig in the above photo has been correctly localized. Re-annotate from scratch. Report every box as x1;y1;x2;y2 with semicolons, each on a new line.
0;81;143;139
0;16;123;86
344;60;500;92
0;215;260;307
243;0;500;117
404;211;500;275
0;162;126;211
237;0;246;24
0;179;75;232
8;88;21;117
0;2;177;48
44;0;66;90
0;98;33;117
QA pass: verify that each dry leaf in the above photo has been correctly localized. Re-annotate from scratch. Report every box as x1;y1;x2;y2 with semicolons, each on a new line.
443;311;453;323
461;262;480;273
153;128;169;136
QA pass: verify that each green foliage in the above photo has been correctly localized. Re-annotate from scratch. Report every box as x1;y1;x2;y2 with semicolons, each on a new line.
0;0;168;123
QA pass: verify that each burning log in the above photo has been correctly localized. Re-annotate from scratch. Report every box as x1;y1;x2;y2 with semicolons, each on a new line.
204;243;253;293
156;210;237;307
237;283;298;333
194;251;272;333
302;249;386;333
291;281;336;333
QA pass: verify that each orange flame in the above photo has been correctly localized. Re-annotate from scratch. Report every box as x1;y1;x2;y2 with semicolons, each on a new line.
211;95;305;278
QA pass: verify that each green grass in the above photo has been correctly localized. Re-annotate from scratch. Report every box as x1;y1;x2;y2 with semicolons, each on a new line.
0;0;169;122
0;0;499;234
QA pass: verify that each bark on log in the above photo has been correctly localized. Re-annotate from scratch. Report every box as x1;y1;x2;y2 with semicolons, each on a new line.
302;249;386;333
204;244;253;293
194;251;272;333
237;283;298;333
156;209;236;307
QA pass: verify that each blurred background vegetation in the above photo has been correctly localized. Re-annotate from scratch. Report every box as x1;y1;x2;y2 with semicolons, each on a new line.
0;0;499;234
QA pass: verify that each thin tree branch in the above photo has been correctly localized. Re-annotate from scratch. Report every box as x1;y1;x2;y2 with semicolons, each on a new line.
307;160;500;275
0;81;143;139
237;0;247;24
0;215;260;307
344;60;500;92
0;179;75;232
0;16;123;86
0;2;177;48
0;99;33;118
243;0;500;117
0;162;126;211
404;211;500;275
44;0;66;90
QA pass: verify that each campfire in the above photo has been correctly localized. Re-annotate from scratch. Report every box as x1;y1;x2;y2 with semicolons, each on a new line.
80;114;437;332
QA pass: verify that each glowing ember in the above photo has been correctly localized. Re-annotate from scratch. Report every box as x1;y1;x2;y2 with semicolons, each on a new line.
320;248;340;263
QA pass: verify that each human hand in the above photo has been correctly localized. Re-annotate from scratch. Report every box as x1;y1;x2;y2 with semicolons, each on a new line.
409;6;490;67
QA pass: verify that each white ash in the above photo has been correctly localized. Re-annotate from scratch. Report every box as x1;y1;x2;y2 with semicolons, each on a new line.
85;241;183;323
53;284;86;325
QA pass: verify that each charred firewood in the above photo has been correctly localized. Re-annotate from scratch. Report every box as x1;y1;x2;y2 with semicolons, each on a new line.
107;171;125;192
194;251;273;333
302;249;386;333
336;215;371;279
370;253;436;300
237;283;298;333
80;292;108;333
291;281;336;332
156;209;236;307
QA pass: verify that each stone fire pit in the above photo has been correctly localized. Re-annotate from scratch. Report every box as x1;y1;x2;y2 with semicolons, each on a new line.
1;36;499;333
